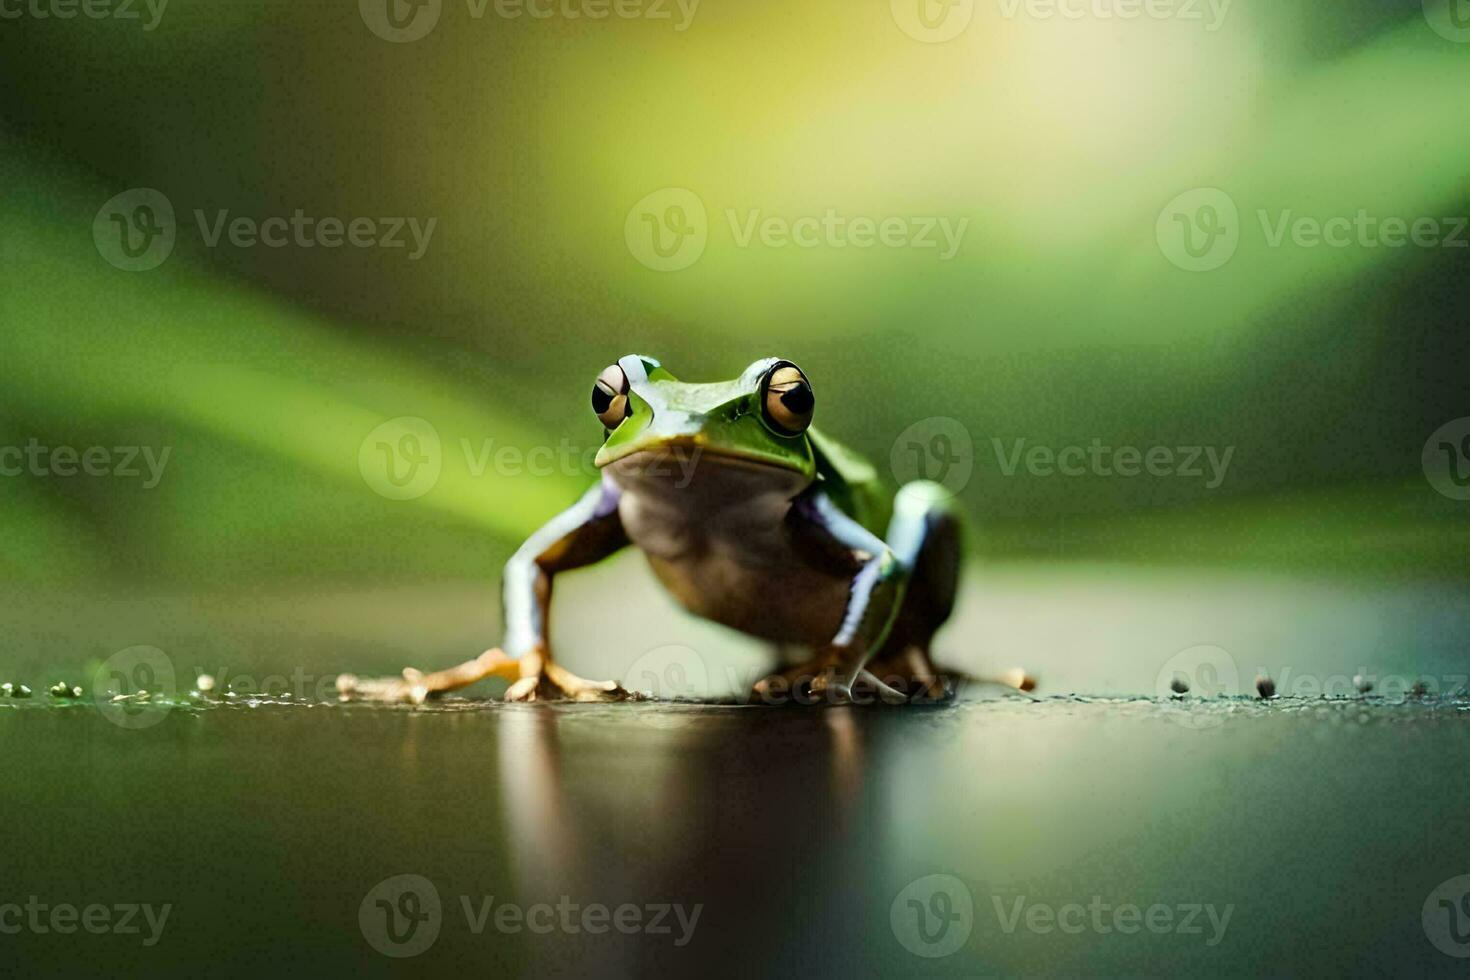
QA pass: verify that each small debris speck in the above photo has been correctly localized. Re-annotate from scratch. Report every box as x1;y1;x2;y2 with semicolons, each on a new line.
1255;676;1276;699
998;668;1038;693
1169;676;1189;695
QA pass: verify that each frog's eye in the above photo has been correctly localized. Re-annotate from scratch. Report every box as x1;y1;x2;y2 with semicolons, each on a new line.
761;362;814;436
592;364;631;429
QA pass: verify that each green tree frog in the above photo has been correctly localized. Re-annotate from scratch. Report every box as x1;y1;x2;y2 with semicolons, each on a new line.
340;355;964;705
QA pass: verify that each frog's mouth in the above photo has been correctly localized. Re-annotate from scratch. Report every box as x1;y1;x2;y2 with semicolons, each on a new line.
601;439;814;500
598;435;806;473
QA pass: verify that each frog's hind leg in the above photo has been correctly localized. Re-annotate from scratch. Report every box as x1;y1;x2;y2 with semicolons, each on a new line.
864;481;962;702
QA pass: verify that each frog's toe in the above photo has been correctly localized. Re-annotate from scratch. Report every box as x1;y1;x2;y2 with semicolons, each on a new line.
810;670;908;705
749;663;823;705
568;683;627;702
504;676;543;702
853;669;910;705
335;668;429;704
544;661;628;702
502;660;628;703
864;649;954;703
808;672;854;705
337;649;517;704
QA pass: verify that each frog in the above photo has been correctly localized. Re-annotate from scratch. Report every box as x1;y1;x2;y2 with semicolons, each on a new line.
338;355;971;706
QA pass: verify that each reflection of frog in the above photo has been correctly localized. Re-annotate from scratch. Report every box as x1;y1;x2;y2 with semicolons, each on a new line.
341;355;965;705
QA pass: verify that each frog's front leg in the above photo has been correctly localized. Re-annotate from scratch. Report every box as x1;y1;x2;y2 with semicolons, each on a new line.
752;491;909;706
338;479;630;704
498;477;631;701
337;647;521;704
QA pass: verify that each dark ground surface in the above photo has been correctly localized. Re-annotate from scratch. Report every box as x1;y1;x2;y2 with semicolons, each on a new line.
4;693;1470;977
4;563;1470;976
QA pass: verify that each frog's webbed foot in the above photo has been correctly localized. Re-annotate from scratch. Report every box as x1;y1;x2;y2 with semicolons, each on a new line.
504;651;628;703
816;669;909;706
865;648;954;703
336;648;519;704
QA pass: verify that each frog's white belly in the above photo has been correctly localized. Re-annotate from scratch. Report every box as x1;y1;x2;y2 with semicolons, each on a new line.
609;457;850;646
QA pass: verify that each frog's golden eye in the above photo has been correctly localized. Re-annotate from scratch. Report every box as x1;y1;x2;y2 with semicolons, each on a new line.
592;364;630;429
761;362;814;436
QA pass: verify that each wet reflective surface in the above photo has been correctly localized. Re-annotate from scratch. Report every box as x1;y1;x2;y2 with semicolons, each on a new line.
5;693;1470;976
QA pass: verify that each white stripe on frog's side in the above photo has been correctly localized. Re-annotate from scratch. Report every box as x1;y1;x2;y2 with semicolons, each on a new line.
795;492;893;650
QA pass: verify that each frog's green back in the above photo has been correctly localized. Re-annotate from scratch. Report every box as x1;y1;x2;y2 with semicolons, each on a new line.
808;427;893;537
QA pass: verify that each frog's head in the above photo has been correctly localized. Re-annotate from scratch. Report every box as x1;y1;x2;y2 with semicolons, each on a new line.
591;354;818;499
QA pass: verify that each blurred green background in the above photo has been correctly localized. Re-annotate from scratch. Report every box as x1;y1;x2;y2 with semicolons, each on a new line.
1;0;1468;684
